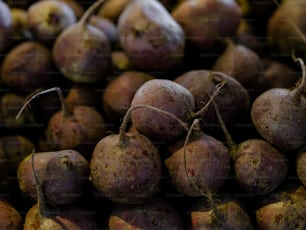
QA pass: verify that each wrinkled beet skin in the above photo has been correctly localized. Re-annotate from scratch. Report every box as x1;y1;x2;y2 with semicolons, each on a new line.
191;200;253;230
165;132;231;197
235;139;288;195
90;133;162;204
108;199;184;230
172;0;242;51
118;0;185;70
103;71;154;121
53;24;112;83
0;1;13;53
131;79;195;142
17;149;89;205
0;199;23;230
24;203;97;230
251;89;306;151
1;41;54;91
175;70;250;133
45;105;105;154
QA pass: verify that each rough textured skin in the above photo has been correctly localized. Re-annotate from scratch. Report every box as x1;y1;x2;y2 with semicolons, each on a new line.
24;203;97;230
297;149;306;187
108;199;184;230
89;16;118;44
172;0;242;51
118;0;185;70
90;132;162;204
267;0;306;56
44;105;105;155
17;149;89;205
103;71;154;122
27;0;77;45
175;70;250;134
0;199;23;230
251;88;306;151
1;41;54;91
165;131;231;197
53;23;112;83
0;1;13;54
190;199;253;230
131;79;195;142
256;186;306;230
234;139;288;195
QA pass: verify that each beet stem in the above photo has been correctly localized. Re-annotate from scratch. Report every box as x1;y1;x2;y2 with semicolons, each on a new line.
118;104;190;143
211;96;238;158
16;87;71;121
292;56;306;100
79;0;106;26
192;80;226;118
31;150;47;216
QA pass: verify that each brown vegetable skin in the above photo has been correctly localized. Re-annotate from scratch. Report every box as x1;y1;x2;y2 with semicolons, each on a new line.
17;149;89;205
267;0;306;56
97;0;129;23
103;71;154;122
174;70;249;135
24;203;97;230
108;199;184;230
190;199;253;230
117;0;185;70
44;105;106;155
11;8;32;43
0;1;13;53
165;131;231;197
234;139;288;195
256;186;306;230
1;41;54;91
0;199;23;230
131;79;195;142
90;132;162;204
172;0;242;51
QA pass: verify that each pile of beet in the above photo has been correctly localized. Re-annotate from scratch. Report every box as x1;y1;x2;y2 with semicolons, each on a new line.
0;0;305;229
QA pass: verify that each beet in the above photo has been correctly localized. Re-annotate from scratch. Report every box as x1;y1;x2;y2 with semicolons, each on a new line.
117;0;185;70
108;199;184;230
102;71;154;122
18;149;89;205
90;107;162;204
11;8;32;43
189;197;253;230
256;185;306;229
267;0;306;57
97;0;129;23
296;147;306;187
22;87;105;155
130;79;195;142
174;70;250;136
165;119;231;197
1;41;55;91
27;0;77;45
0;199;23;230
251;57;306;151
24;203;97;230
213;100;288;195
172;0;242;51
211;40;269;98
52;0;112;83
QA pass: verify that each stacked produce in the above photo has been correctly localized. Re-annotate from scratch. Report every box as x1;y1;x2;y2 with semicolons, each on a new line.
0;0;305;229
